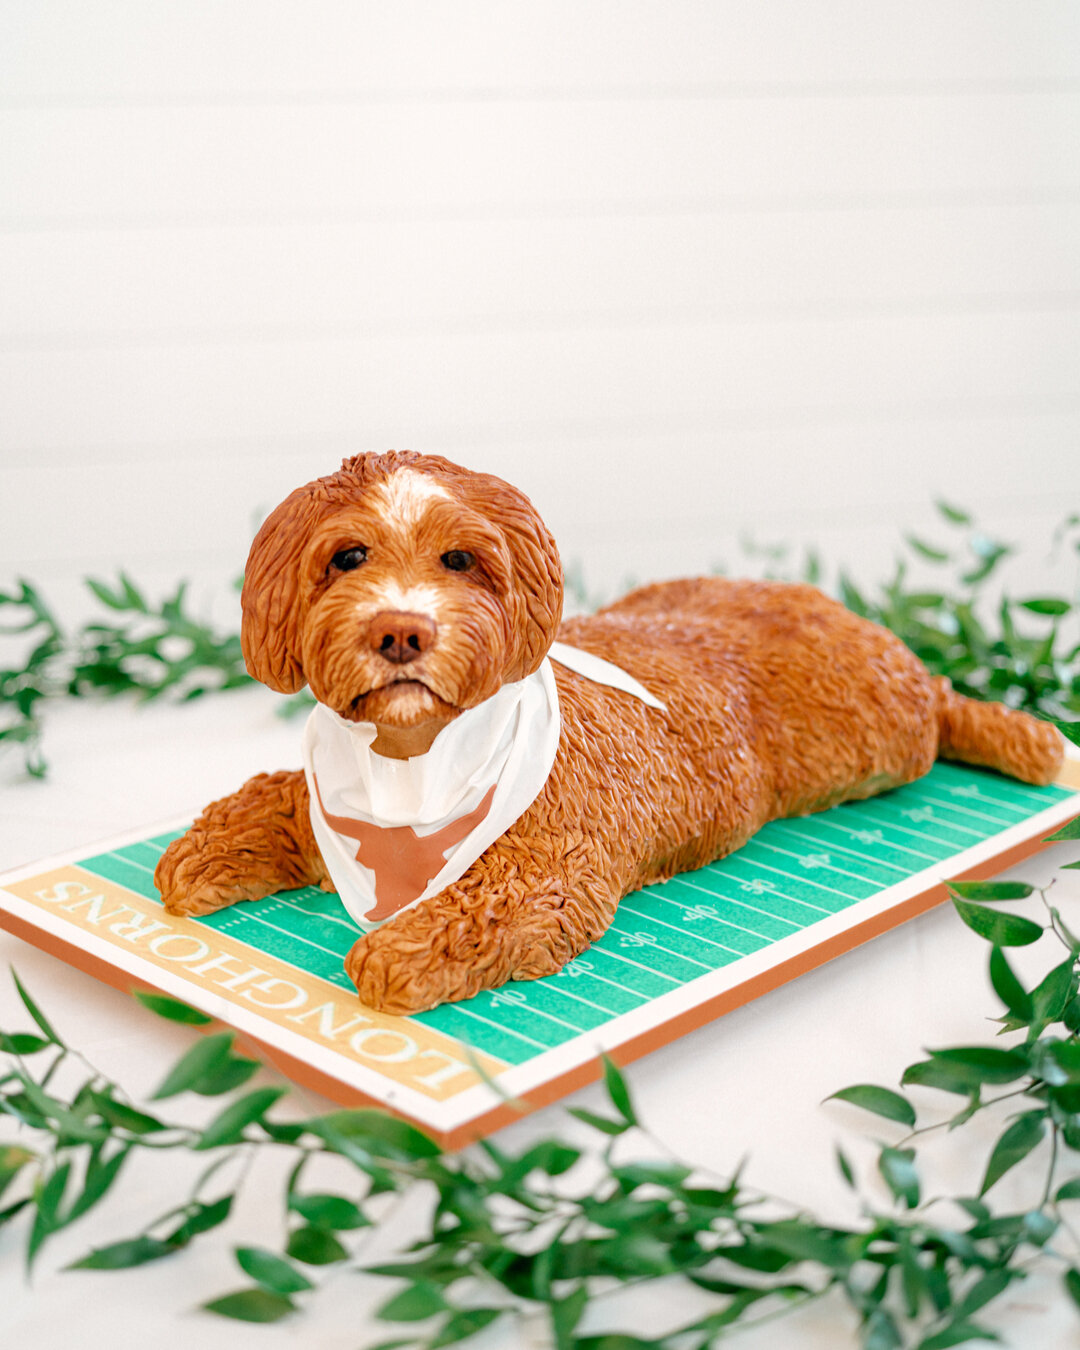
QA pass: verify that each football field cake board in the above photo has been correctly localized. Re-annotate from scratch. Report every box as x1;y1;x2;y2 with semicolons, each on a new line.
2;757;1078;1149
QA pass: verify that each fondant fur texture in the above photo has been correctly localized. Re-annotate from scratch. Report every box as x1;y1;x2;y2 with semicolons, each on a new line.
155;452;1064;1013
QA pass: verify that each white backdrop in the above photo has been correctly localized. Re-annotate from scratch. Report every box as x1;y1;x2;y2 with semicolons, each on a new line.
2;1;1079;627
3;10;1080;1347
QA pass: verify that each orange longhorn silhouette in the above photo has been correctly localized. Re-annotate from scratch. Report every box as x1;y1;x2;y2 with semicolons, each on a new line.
312;777;497;922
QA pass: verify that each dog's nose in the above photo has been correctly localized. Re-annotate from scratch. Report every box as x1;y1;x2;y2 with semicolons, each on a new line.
369;611;437;665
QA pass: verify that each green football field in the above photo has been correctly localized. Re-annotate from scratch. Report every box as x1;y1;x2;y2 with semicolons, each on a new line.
78;761;1071;1067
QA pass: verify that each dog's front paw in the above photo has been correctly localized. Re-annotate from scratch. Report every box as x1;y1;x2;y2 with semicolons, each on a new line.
344;897;575;1014
345;926;451;1014
154;832;272;918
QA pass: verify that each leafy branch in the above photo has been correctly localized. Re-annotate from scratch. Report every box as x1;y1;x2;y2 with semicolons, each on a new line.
3;808;1080;1346
836;503;1080;722
3;502;1078;778
0;575;254;777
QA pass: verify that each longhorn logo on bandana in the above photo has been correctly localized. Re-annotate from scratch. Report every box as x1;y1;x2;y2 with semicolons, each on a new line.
312;776;496;922
301;642;664;933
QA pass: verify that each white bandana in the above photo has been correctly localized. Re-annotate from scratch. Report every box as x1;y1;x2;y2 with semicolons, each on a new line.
303;642;664;931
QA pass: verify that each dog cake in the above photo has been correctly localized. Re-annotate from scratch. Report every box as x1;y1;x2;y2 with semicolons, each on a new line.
154;452;1064;1013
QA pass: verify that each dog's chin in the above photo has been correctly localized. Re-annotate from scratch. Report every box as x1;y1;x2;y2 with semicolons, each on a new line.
346;680;460;729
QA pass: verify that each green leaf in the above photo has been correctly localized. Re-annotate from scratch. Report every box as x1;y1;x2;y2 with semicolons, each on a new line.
552;1285;588;1348
918;1321;1000;1350
612;1160;692;1193
309;1109;440;1159
288;1192;369;1230
1046;816;1080;842
28;1160;70;1263
14;1075;108;1144
950;1269;1013;1322
947;880;1034;902
980;1112;1046;1195
514;1140;581;1179
1064;1267;1080;1309
195;1087;286;1150
836;1147;856;1188
133;990;213;1025
864;1307;903;1350
567;1106;630;1135
951;898;1043;947
601;1055;637;1126
1020;598;1071;617
203;1288;295;1323
1030;956;1076;1027
430;1307;502;1347
119;572;147;611
839;572;869;616
10;969;63;1045
989;947;1033;1023
1048;718;1080;750
376;1282;448;1322
879;1146;920;1208
166;1194;234;1245
69;1236;179;1269
235;1246;313;1295
67;1146;130;1222
574;1339;667;1350
151;1031;234;1099
258;1117;304;1144
85;577;127;610
752;1221;853;1271
827;1084;916;1128
0;1146;34;1201
92;1092;167;1135
1057;1177;1080;1201
1021;1208;1057;1246
902;1059;982;1096
936;500;973;526
286;1225;348;1265
0;1032;50;1055
928;1046;1030;1084
906;536;950;563
193;1055;260;1096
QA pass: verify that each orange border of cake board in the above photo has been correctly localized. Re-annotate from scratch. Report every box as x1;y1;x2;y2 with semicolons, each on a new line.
2;811;1073;1150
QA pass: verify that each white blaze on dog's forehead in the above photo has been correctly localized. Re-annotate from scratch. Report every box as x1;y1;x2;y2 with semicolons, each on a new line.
359;578;444;619
370;469;451;527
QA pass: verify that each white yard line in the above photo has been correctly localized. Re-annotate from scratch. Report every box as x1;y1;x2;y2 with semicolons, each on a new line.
711;856;841;907
757;820;911;874
609;908;723;968
798;815;940;864
591;946;682;986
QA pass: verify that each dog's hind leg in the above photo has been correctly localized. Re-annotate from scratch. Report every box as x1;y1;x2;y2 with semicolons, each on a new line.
156;770;328;917
344;853;620;1014
934;678;1063;786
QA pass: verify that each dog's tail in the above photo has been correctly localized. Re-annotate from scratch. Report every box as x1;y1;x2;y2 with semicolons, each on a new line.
934;677;1063;786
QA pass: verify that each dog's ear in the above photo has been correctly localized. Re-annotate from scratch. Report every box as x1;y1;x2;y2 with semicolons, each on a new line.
495;488;564;681
241;483;327;692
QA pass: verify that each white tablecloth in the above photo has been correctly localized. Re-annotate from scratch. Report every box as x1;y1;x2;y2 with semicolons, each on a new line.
2;688;1078;1349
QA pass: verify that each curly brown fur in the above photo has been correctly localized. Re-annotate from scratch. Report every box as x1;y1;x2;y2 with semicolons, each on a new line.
156;453;1065;1013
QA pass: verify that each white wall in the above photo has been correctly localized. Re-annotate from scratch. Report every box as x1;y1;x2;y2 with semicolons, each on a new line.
2;1;1079;624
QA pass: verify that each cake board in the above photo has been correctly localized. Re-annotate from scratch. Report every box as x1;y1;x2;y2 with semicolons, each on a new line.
1;758;1078;1149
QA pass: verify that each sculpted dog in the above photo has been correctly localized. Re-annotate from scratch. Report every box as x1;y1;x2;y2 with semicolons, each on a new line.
155;452;1064;1014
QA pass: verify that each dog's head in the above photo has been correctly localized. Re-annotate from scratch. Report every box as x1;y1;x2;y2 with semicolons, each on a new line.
240;452;563;729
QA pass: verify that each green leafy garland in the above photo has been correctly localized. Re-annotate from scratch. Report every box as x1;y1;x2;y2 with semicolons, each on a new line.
2;502;1079;778
0;575;252;778
2;501;1080;1346
3;827;1080;1347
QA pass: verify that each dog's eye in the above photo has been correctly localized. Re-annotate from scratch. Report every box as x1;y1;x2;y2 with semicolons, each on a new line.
441;550;476;573
330;546;367;572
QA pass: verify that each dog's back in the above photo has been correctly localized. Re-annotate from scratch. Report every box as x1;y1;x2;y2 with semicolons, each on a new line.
560;577;1062;831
